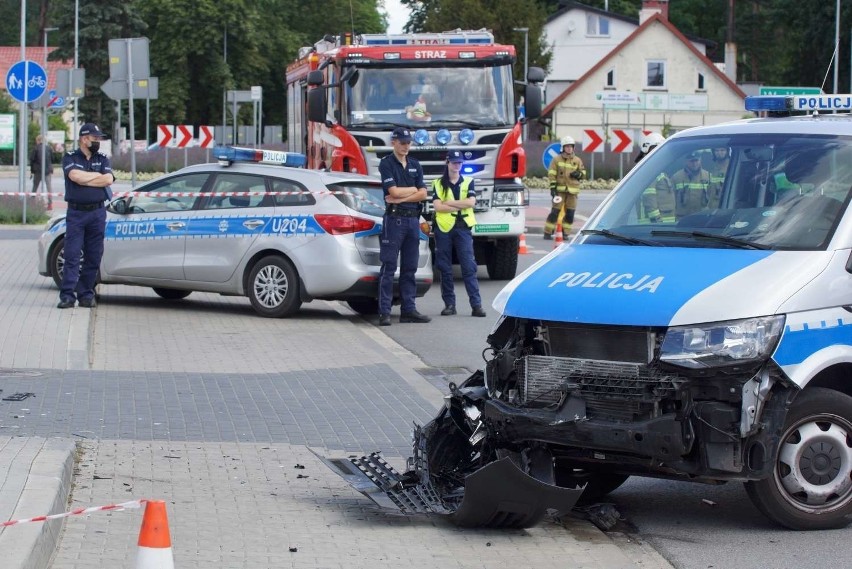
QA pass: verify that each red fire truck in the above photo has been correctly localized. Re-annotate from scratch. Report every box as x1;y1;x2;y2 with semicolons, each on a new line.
285;30;543;279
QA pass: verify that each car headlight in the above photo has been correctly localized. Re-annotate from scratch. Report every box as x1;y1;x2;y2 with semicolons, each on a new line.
436;129;451;145
492;190;523;206
660;315;785;368
459;129;474;145
413;129;429;146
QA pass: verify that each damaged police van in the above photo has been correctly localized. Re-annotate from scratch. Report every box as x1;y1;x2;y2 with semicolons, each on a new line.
324;95;852;530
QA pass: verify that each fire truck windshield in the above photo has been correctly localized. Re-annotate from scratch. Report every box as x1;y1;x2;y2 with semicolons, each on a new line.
345;64;515;129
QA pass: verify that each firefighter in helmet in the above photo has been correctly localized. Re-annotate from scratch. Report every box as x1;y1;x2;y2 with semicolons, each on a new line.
670;151;712;218
635;132;674;223
544;135;586;240
706;146;730;208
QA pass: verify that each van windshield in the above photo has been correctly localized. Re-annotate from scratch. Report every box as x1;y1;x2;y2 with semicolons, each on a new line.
587;134;852;250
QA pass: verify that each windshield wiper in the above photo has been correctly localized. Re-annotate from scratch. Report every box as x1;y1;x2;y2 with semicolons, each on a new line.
580;229;661;246
650;230;771;250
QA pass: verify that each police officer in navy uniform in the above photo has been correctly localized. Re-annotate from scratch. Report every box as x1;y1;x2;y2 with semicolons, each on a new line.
431;150;485;317
376;127;430;326
57;123;114;309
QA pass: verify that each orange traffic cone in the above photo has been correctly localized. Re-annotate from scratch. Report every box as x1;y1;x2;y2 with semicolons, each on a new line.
136;500;174;569
554;223;564;248
518;232;528;254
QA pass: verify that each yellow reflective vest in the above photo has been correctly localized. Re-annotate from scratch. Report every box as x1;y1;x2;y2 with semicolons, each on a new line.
432;177;476;233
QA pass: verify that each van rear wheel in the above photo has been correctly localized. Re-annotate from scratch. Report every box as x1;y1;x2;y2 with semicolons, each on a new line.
744;388;852;530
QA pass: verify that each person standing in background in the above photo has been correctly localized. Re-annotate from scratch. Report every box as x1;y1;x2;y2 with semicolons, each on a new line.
29;135;53;208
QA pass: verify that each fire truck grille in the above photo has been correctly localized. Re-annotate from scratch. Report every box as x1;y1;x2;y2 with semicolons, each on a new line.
516;356;683;418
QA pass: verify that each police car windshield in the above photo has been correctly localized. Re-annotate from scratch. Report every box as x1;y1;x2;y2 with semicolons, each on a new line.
345;64;514;128
587;134;852;251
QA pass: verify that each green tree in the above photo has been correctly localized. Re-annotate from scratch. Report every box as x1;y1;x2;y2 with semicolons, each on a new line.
47;0;147;134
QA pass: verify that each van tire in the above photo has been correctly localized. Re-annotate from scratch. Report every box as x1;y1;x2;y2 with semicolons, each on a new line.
554;465;629;504
247;256;302;318
744;388;852;530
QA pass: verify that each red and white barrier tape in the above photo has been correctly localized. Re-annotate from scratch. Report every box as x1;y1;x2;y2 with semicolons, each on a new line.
0;499;144;527
2;190;389;211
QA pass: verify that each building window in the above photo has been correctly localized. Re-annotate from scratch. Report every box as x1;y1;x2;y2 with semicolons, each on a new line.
646;60;666;89
606;68;616;88
697;72;705;91
586;14;610;37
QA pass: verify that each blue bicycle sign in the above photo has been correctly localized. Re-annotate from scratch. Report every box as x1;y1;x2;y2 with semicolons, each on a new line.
5;60;47;103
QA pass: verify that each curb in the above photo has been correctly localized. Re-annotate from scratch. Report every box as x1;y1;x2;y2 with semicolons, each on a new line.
0;437;76;569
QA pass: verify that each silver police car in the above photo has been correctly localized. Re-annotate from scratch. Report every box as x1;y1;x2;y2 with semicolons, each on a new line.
38;147;433;317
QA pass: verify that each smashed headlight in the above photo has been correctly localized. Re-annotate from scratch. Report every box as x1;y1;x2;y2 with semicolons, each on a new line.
660;315;785;368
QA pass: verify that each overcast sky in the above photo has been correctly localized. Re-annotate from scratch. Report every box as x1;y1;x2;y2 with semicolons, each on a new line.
384;0;409;34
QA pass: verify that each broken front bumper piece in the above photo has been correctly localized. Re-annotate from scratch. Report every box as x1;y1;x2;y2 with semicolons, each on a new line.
314;424;584;529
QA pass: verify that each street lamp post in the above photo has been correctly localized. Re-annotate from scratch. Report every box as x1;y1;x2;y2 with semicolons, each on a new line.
42;27;58;207
73;0;79;149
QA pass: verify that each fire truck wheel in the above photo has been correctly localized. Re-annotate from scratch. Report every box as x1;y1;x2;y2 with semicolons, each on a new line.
486;238;518;280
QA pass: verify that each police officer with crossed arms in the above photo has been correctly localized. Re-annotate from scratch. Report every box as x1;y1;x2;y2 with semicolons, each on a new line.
57;123;114;309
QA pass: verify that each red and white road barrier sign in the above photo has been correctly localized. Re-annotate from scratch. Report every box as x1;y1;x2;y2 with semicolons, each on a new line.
610;128;634;153
157;125;174;148
582;128;604;153
198;125;215;149
176;125;193;148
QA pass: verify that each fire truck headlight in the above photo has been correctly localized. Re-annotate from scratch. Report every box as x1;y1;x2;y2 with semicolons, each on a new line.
436;129;452;145
413;129;429;146
459;129;474;145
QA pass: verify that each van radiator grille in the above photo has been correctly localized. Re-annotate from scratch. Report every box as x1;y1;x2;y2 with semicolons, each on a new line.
516;356;683;418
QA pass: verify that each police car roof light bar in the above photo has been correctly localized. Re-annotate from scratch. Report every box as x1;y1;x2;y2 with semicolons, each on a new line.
745;94;852;113
213;146;307;168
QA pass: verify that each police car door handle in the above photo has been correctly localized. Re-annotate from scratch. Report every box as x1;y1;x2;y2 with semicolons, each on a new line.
242;220;264;230
166;221;186;231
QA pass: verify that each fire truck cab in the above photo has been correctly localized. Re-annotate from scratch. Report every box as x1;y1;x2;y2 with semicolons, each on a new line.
285;30;544;279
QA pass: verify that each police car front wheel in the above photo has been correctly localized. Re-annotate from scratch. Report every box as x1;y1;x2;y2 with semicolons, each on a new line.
247;256;302;318
744;388;852;530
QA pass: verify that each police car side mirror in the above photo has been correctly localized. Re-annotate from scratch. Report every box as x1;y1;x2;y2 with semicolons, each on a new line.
111;198;128;215
846;250;852;274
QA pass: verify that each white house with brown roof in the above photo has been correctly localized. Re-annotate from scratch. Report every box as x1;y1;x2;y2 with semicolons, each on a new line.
542;12;746;146
543;0;712;103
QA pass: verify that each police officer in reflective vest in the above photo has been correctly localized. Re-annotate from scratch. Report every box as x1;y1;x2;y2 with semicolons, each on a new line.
544;135;586;240
431;150;485;318
57;123;114;309
669;151;711;218
634;132;675;223
376;127;431;326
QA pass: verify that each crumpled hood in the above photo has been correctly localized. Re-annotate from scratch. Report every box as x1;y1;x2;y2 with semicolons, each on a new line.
493;245;829;327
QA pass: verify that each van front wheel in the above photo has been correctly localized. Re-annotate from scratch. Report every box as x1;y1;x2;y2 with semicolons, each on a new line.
745;387;852;530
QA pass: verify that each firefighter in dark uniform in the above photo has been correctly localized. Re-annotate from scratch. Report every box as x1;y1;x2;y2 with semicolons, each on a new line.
544;135;586;240
669;151;711;218
57;123;114;309
376;127;431;326
431;150;485;318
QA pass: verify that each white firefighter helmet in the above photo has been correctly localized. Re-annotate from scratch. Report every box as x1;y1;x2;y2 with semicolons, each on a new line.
560;135;576;148
640;132;665;154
